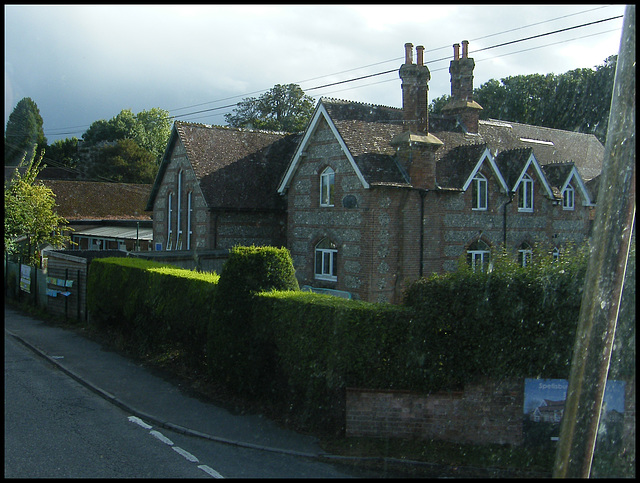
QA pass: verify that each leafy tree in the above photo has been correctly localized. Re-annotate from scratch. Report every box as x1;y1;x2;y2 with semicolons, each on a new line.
46;137;80;169
225;83;315;133
82;138;157;184
429;56;616;145
81;107;171;164
4;150;70;264
4;97;47;166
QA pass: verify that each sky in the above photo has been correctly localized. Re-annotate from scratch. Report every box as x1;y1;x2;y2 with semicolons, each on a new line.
4;4;628;144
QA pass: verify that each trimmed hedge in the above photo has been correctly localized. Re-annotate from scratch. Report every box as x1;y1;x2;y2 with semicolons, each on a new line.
84;243;593;435
87;257;219;365
206;245;299;396
256;290;410;431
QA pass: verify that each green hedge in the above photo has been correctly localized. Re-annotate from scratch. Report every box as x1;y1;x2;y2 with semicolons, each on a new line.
85;244;592;435
87;257;219;364
256;290;410;431
206;245;299;396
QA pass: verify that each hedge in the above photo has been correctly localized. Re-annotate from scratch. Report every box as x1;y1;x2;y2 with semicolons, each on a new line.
206;245;299;396
87;257;219;365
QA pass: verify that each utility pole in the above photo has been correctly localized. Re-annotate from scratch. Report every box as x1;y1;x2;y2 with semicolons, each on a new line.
553;5;635;478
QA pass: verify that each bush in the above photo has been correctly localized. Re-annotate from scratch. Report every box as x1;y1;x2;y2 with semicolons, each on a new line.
87;257;219;365
256;290;410;433
206;245;299;396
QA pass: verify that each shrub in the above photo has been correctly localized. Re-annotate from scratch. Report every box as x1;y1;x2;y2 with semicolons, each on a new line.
87;257;218;366
206;245;299;396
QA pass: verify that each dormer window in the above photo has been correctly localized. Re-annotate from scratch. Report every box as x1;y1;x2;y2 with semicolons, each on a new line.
518;173;534;212
315;238;337;281
472;172;488;210
320;167;335;207
562;183;575;210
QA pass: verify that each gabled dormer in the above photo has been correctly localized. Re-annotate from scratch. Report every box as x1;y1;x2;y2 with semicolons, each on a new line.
542;162;595;209
437;143;508;211
495;148;554;212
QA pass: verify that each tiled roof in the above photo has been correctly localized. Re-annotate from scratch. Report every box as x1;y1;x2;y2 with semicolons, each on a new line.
318;99;603;188
41;180;152;221
495;148;535;188
436;143;488;189
173;122;301;211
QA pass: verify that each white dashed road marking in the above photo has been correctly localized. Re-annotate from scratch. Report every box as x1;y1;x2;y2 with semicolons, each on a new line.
150;430;174;446
198;465;224;478
173;446;199;462
128;416;153;429
128;416;224;478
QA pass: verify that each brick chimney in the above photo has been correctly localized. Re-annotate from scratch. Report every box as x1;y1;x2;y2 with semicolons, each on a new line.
391;43;443;189
442;40;483;133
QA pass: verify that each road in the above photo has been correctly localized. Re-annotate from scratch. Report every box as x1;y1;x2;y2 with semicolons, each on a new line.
4;330;375;478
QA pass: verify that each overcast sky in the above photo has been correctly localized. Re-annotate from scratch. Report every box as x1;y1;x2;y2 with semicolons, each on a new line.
4;4;627;143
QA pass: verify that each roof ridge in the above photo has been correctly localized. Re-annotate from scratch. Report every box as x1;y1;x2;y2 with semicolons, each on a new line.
320;96;401;111
174;119;291;136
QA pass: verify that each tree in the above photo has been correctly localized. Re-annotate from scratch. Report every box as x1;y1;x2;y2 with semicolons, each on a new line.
4;150;70;264
430;57;616;145
225;83;315;132
4;97;47;166
81;107;171;164
82;138;157;184
46;137;80;169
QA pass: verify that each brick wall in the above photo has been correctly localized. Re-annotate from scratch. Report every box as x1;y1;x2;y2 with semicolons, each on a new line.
346;379;524;446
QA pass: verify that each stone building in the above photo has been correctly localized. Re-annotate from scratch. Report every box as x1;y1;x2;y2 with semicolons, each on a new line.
149;41;603;304
145;122;300;251
277;41;602;303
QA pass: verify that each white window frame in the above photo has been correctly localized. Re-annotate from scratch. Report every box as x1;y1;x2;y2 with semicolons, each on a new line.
518;173;534;212
315;239;338;281
176;170;183;247
472;172;488;211
167;192;173;250
186;191;193;251
467;240;490;273
518;243;533;267
320;167;335;207
562;183;575;210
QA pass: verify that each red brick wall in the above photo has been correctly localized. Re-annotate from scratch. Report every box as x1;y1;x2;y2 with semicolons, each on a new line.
346;379;524;446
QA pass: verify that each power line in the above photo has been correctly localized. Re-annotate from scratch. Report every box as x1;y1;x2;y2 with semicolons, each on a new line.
40;11;623;136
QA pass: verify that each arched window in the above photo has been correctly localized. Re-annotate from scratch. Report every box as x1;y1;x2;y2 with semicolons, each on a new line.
467;240;490;272
166;192;173;250
320;167;335;207
315;238;337;281
562;183;575;210
518;242;533;267
186;191;193;250
518;173;534;212
472;172;488;210
176;170;183;249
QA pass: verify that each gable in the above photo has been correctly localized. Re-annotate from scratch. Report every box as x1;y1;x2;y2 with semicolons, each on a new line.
543;163;594;206
151;122;299;212
278;102;371;193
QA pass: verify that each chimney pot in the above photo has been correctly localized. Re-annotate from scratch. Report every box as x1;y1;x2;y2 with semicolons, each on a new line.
416;45;424;66
404;42;414;64
462;40;469;59
453;43;460;61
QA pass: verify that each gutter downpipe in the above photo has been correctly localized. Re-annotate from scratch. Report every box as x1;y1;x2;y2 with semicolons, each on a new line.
503;191;514;247
419;188;427;278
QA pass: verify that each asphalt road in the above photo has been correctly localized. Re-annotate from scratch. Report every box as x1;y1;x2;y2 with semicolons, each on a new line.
4;307;377;478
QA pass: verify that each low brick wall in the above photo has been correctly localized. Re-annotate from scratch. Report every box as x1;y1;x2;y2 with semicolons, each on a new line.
346;379;524;446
